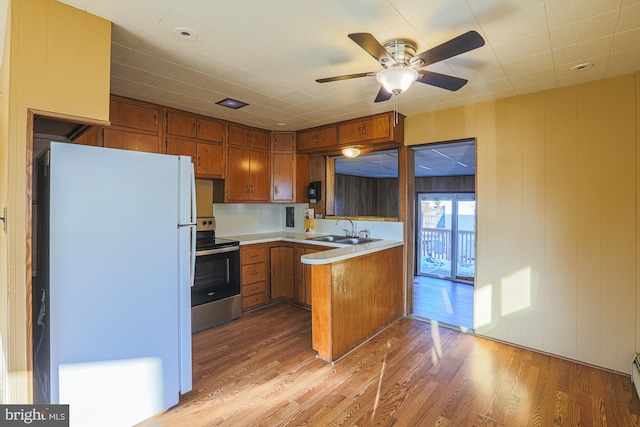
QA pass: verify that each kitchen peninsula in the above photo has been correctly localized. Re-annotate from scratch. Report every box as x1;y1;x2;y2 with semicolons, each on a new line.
223;229;404;363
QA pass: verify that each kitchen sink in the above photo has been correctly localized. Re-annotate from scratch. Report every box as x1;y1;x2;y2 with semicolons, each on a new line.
308;235;380;245
335;237;380;245
308;235;347;242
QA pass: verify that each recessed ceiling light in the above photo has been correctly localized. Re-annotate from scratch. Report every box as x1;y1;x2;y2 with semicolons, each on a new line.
174;27;196;41
276;122;287;127
570;62;593;71
216;98;249;110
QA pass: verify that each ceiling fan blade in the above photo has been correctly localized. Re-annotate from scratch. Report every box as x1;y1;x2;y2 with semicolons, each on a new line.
412;31;485;67
417;70;468;91
316;72;374;83
374;87;392;103
348;33;396;65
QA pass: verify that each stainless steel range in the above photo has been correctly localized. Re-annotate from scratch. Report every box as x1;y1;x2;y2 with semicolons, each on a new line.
191;216;241;332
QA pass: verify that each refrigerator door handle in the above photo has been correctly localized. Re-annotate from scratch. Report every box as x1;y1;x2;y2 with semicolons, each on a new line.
189;162;196;287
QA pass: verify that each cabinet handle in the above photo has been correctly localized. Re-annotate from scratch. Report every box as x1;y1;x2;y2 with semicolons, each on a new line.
250;185;254;193
362;124;366;136
249;254;258;258
251;270;258;275
246;185;250;193
274;185;278;195
359;126;362;137
197;157;201;166
193;123;197;135
198;123;201;135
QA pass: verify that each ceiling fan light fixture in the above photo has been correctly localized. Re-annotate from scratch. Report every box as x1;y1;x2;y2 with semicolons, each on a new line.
342;146;361;158
376;67;419;95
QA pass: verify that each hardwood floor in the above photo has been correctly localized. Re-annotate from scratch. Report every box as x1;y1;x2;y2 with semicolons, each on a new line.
413;275;474;329
140;303;640;426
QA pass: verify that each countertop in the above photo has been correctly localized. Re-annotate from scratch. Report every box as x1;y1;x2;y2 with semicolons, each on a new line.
221;232;403;265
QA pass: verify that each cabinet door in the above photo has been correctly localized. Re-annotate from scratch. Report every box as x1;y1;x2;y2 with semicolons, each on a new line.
228;124;251;147
273;132;295;152
227;147;251;201
110;98;159;132
272;152;294;202
103;128;161;153
296;130;316;151
315;126;337;148
362;114;390;141
166;111;197;138
271;246;294;300
249;150;270;201
338;122;362;145
196;118;225;143
166;137;197;161
196;143;224;178
250;129;270;150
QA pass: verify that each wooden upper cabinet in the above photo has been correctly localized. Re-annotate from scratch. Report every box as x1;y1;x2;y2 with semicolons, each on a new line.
196;143;224;177
109;97;160;132
271;132;296;202
166;111;225;143
296;126;337;152
273;132;295;152
197;118;225;143
103;128;161;153
250;150;270;201
338;114;390;145
166;137;224;178
297;112;402;153
228;124;270;150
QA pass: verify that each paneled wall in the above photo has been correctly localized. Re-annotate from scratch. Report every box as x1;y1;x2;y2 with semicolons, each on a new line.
334;175;398;218
1;0;111;402
405;74;637;373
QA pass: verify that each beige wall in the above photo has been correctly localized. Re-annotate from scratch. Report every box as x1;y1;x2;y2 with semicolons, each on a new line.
0;0;12;403
406;74;638;373
0;0;110;403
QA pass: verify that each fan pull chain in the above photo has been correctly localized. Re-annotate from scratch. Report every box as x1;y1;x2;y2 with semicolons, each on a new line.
393;95;398;127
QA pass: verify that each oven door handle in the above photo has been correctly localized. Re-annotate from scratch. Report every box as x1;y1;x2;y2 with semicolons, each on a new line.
195;246;240;256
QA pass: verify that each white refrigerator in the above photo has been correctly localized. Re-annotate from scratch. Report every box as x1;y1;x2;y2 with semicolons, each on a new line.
34;142;195;426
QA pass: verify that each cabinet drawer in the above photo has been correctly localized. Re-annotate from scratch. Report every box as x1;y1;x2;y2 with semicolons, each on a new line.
241;246;266;264
242;263;265;284
242;292;267;311
243;281;266;297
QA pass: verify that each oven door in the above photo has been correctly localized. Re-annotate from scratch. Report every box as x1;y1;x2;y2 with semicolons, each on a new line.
192;246;240;307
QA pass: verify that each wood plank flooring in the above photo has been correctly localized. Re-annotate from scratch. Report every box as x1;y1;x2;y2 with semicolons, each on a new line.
413;275;474;329
139;303;640;426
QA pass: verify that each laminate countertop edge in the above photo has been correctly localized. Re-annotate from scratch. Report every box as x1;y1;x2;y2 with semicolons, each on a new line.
220;232;404;265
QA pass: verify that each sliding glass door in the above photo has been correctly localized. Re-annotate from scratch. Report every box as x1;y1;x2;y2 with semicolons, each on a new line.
417;193;475;281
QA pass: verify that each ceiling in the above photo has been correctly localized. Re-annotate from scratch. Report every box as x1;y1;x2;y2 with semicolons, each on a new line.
56;0;640;132
335;140;475;178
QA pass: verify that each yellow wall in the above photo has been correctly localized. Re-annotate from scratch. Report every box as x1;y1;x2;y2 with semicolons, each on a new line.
0;0;110;403
406;74;638;373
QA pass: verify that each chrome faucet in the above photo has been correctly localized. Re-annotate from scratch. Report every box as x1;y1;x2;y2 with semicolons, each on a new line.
336;217;356;237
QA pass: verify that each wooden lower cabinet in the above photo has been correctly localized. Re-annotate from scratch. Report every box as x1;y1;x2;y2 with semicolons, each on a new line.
270;245;294;300
241;244;268;311
295;245;322;307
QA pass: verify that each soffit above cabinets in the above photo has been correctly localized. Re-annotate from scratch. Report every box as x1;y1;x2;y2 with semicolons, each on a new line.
57;0;640;131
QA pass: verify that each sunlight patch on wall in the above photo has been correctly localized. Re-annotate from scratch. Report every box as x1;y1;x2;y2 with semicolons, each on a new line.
500;267;532;316
475;284;492;328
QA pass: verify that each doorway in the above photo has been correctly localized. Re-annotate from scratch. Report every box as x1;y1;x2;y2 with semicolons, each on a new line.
410;140;476;330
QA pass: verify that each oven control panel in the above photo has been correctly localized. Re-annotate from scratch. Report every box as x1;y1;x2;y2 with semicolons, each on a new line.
196;217;216;232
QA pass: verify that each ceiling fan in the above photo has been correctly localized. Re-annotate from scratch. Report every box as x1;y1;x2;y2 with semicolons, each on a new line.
316;31;485;102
